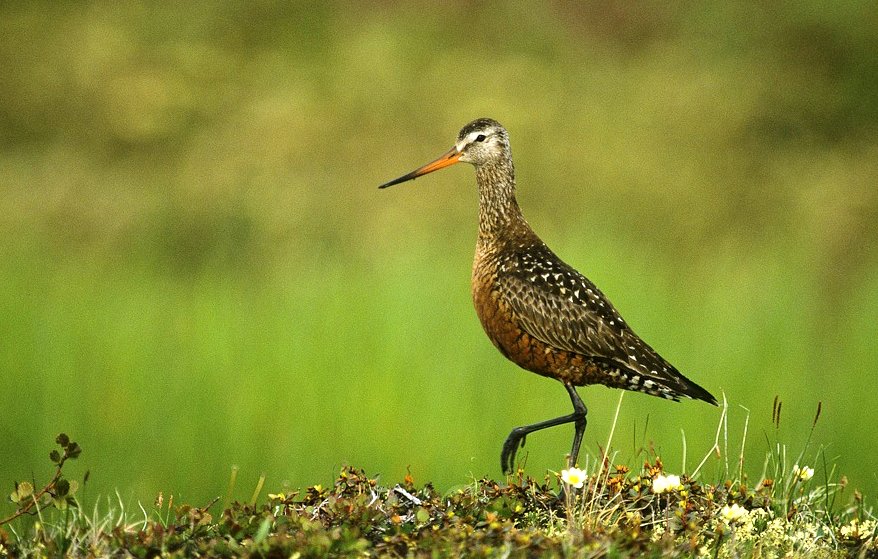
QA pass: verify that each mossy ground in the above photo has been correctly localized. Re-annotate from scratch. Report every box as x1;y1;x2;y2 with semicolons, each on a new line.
3;460;875;558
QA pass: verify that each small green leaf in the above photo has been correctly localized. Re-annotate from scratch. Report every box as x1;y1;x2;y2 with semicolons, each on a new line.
11;481;34;503
253;517;272;544
55;479;70;497
56;433;70;447
16;481;34;499
66;442;82;459
416;508;430;523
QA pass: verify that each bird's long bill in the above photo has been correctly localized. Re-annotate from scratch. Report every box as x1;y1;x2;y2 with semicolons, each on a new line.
378;147;462;189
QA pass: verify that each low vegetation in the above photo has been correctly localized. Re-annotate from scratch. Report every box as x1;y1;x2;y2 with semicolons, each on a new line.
3;401;875;558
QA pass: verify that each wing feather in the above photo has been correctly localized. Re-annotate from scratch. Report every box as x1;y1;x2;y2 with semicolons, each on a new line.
496;242;715;402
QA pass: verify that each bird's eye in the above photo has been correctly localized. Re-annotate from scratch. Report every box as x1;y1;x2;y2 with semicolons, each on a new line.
475;134;486;142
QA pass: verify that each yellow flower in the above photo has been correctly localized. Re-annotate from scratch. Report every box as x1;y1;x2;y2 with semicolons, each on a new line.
720;503;748;523
651;474;683;494
792;464;814;481
561;467;587;489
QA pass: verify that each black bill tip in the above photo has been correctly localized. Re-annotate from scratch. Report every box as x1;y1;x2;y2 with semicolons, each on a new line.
378;171;419;189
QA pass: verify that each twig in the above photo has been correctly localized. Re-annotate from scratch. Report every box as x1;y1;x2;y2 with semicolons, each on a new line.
0;464;65;526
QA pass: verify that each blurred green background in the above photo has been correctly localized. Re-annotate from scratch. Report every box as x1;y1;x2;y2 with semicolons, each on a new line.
2;2;877;508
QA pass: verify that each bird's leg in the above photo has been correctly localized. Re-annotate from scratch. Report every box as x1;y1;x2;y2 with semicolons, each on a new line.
501;383;588;474
565;383;588;469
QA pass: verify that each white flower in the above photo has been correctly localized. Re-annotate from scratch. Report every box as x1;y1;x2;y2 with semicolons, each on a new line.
651;474;683;494
840;519;877;539
720;503;748;523
792;464;814;481
561;467;587;489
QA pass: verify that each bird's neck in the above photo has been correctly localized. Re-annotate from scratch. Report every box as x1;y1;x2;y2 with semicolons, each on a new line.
475;158;530;241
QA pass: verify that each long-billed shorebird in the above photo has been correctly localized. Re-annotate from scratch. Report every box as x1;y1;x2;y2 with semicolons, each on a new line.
380;118;716;473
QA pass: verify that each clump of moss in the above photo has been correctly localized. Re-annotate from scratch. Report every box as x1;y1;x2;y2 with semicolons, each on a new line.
2;436;875;558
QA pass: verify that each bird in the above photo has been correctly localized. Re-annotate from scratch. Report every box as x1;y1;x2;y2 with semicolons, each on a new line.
379;118;717;474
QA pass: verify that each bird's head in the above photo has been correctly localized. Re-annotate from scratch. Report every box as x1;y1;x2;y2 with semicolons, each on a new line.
379;118;509;189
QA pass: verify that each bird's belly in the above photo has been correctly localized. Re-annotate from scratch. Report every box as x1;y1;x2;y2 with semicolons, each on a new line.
471;274;599;385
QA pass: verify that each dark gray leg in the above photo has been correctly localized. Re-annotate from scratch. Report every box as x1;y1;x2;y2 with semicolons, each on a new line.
501;383;588;473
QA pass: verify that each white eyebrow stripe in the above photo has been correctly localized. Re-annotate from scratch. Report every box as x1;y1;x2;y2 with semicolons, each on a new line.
464;130;490;146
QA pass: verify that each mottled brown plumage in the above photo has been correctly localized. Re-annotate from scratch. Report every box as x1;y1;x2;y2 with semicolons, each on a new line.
380;118;717;473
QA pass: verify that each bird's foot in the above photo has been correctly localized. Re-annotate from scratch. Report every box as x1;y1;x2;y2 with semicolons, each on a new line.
501;427;528;474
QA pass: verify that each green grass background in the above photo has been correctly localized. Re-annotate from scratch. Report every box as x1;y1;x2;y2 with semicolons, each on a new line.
2;2;877;507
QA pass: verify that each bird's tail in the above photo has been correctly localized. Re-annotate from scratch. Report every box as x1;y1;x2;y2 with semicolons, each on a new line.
615;334;718;405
